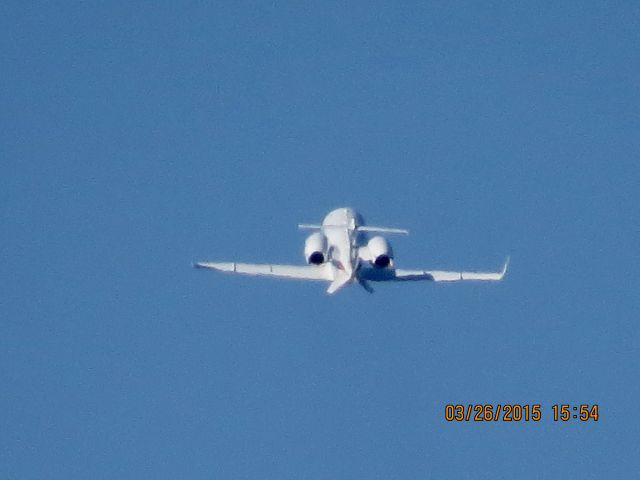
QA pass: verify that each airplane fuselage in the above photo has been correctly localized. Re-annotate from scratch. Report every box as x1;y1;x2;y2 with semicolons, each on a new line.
320;207;363;282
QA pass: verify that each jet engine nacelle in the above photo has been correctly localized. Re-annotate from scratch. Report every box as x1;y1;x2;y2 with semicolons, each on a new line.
367;236;393;268
304;232;328;265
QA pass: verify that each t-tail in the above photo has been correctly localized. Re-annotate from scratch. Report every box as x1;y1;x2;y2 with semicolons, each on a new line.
298;224;409;235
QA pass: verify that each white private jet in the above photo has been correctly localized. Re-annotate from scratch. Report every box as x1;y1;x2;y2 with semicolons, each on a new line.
195;207;508;294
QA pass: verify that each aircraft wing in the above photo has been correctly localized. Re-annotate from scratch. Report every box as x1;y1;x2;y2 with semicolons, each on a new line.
194;261;334;281
361;258;509;282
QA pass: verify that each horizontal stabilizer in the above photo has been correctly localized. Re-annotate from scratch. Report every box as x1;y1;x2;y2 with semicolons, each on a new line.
358;226;409;235
299;224;408;234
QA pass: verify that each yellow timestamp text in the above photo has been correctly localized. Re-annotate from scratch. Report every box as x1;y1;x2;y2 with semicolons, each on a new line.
444;404;599;422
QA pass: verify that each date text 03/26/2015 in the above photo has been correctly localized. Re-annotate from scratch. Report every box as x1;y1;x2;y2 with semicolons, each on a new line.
444;404;599;422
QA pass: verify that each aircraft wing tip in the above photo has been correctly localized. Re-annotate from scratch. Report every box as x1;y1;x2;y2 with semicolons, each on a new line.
501;256;510;277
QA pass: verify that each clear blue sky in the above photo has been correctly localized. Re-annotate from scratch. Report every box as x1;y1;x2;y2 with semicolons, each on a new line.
2;2;639;478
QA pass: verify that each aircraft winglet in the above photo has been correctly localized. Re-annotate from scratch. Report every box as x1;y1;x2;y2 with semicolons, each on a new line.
501;256;510;278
